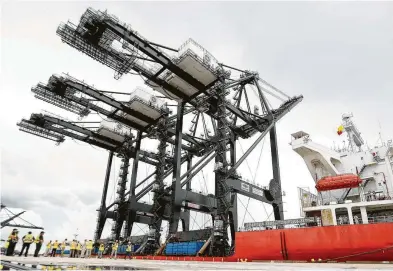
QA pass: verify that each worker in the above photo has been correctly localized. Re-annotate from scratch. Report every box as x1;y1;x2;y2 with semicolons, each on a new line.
76;241;82;258
97;243;105;259
110;240;118;259
6;229;19;256
4;237;9;251
19;231;35;257
85;240;93;258
80;239;87;258
51;240;59;257
70;240;77;258
34;231;45;257
44;241;52;257
60;239;67;257
125;242;132;260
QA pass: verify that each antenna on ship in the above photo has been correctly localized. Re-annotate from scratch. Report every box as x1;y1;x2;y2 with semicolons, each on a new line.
341;113;364;153
377;119;385;147
73;228;79;240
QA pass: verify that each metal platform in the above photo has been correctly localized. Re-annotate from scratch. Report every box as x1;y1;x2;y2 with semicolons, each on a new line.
1;256;392;270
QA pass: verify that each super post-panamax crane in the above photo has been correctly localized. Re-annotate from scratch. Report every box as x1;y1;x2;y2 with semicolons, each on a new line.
17;7;302;257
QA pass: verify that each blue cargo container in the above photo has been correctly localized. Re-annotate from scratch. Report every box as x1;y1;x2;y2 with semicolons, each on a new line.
133;244;140;252
165;241;205;256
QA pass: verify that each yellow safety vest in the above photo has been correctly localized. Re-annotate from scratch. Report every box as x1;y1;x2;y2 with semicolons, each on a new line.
126;245;132;252
61;241;66;248
76;243;82;250
112;243;118;250
70;241;77;249
86;241;93;250
23;234;34;243
35;235;43;244
53;242;59;249
99;244;104;251
7;232;15;241
46;242;52;249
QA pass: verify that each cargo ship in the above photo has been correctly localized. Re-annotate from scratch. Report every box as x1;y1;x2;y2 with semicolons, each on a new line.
233;113;393;262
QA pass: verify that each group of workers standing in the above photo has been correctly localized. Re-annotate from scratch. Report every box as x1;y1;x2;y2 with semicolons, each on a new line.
5;229;133;259
5;229;45;257
44;239;94;258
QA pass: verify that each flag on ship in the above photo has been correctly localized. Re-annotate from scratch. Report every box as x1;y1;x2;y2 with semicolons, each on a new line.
337;125;344;135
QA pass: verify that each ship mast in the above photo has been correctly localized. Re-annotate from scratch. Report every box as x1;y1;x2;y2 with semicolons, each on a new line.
341;113;364;153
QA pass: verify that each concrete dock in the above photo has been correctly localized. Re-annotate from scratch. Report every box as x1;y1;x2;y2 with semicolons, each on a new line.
1;256;393;270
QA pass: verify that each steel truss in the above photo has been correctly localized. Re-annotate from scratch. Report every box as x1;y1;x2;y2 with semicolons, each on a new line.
17;7;303;257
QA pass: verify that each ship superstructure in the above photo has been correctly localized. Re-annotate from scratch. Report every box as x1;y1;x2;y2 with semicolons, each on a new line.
292;114;393;226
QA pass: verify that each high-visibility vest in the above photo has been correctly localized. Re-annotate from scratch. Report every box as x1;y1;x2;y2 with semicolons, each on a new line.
5;241;9;248
7;232;15;241
35;235;43;244
53;242;59;249
126;245;132;252
23;234;34;243
46;242;52;249
70;241;77;249
61;241;66;248
112;243;118;250
99;244;105;251
8;233;18;242
76;243;82;250
86;241;93;250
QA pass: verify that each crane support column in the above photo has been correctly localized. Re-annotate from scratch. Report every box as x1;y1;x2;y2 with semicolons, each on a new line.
146;118;168;254
181;157;192;231
228;133;237;253
168;102;185;237
94;151;114;241
212;84;231;256
111;155;130;240
124;132;142;239
270;125;284;221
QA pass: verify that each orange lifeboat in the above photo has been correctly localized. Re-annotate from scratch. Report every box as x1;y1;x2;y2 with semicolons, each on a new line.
316;174;362;192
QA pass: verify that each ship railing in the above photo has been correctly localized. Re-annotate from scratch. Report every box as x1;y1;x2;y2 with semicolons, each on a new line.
368;215;393;224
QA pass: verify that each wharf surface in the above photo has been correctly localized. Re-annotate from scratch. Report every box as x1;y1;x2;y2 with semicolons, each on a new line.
1;256;393;270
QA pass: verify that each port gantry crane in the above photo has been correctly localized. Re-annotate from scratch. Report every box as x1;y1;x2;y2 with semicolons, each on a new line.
1;204;44;230
17;8;302;257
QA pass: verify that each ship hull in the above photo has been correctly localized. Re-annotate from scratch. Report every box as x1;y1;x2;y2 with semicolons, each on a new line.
126;223;393;262
234;223;393;262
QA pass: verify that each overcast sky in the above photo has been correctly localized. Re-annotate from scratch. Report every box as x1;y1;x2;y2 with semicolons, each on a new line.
1;1;392;249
